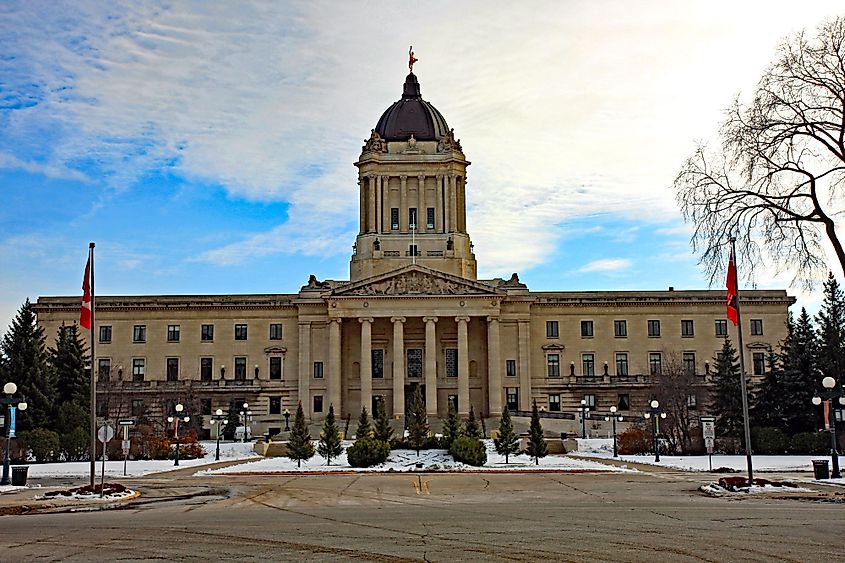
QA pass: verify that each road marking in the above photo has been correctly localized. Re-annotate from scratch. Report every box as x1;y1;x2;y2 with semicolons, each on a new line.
412;476;430;495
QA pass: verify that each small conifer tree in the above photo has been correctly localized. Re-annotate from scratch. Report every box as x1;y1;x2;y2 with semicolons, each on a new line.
287;402;315;468
373;401;394;443
407;386;429;455
317;404;343;465
526;400;547;465
356;407;372;440
463;405;481;439
443;404;462;447
494;405;519;463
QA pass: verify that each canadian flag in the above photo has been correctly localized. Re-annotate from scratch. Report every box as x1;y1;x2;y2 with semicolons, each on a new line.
80;255;92;329
726;247;739;326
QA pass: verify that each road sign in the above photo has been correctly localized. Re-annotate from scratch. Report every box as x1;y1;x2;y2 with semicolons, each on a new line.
117;419;136;427
701;417;716;441
705;437;715;449
97;423;115;443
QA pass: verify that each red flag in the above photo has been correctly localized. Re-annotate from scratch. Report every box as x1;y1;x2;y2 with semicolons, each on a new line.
80;255;92;329
726;246;739;326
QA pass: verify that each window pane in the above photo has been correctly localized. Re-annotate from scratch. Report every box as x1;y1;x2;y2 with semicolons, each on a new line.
548;394;561;411
750;319;763;336
681;320;694;337
270;323;283;340
391;208;399;230
546;320;559;338
235;357;247;380
615;353;628;376
269;357;282;380
715;320;727;336
313;395;323;413
133;325;146;342
753;352;765;376
506;359;517;377
547;354;560;377
683;352;696;375
235;324;248;340
99;326;112;343
167;325;180;342
426;207;435;229
132;358;145;381
617;394;630;411
581;320;593;337
313;361;324;379
446;349;458;377
647;320;660;337
98;359;111;381
582;353;595;376
166;358;179;381
372;349;384;378
407;349;422;378
614;320;627;337
201;324;214;341
649;353;662;375
269;397;282;415
201;357;213;381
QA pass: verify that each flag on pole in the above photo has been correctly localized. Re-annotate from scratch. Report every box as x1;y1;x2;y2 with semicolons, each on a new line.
80;255;92;329
726;246;739;326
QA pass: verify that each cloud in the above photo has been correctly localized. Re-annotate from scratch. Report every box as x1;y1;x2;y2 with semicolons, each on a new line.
0;152;90;182
578;258;632;273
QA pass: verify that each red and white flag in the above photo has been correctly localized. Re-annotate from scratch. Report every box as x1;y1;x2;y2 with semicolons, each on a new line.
80;255;92;329
726;246;739;326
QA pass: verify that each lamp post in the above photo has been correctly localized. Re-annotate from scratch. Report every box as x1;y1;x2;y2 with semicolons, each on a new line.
643;399;666;462
239;402;251;443
1;382;28;486
577;399;590;439
166;403;190;467
812;376;845;479
210;408;227;461
604;405;623;458
283;408;291;432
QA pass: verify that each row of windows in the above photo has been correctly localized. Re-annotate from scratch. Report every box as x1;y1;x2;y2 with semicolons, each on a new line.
98;356;284;382
543;351;769;377
100;323;285;344
390;207;437;230
545;318;764;339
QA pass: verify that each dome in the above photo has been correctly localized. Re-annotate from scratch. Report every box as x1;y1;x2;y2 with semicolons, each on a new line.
374;73;450;142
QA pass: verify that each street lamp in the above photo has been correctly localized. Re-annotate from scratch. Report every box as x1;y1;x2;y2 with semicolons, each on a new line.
210;408;227;461
812;376;845;479
239;402;251;443
283;408;291;432
167;403;190;466
643;399;666;462
604;405;624;458
1;382;28;486
577;399;590;439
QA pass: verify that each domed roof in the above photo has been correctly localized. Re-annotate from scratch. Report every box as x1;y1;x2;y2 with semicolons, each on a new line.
374;73;450;142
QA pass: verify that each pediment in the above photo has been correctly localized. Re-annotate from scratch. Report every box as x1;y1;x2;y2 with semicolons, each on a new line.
331;266;503;298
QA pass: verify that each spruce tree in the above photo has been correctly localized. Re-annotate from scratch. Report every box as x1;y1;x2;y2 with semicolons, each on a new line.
356;407;372;439
526;400;547;465
711;338;745;439
222;401;240;440
373;400;394;443
779;308;819;434
407;386;429;455
463;404;481;439
0;299;54;431
286;402;314;468
494;405;519;463
317;404;343;465
816;273;845;383
50;323;90;408
752;350;784;429
443;403;461;447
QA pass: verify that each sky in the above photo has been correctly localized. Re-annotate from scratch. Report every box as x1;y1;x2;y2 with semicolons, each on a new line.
1;1;844;336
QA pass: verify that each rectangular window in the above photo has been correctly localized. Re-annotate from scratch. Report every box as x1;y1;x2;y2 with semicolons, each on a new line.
546;320;559;338
201;324;214;341
446;348;458;377
235;357;247;380
447;394;458;413
133;325;146;343
313;395;323;413
715;320;727;337
200;398;212;416
647;320;660;337
583;394;596;408
131;399;144;417
407;349;423;378
269;357;282;380
506;388;519;411
409;207;418;229
615;353;629;376
649;352;662;375
372;349;384;378
582;353;595;376
391;207;399;230
681;320;694;337
753;352;765;376
270;323;283;340
683;352;696;376
313;361;324;379
687;394;698;409
200;357;213;382
426;207;435;229
132;358;145;382
407;244;419;257
617;394;630;411
547;354;560;377
167;324;180;342
234;324;248;341
98;358;111;381
166;358;179;381
548;394;561;412
614;320;627;337
580;320;594;338
506;359;517;377
99;325;112;343
269;397;282;415
750;319;763;336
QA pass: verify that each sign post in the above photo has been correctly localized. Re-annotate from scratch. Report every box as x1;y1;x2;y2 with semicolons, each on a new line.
97;422;115;497
701;416;716;472
118;420;135;477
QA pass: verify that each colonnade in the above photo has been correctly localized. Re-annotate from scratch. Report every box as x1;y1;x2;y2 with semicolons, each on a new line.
360;173;465;235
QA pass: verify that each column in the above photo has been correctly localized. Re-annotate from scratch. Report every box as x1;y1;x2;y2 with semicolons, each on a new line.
298;321;311;415
359;317;373;415
400;175;408;232
435;174;444;233
417;174;426;231
458;176;465;232
456;316;470;416
442;175;450;234
358;178;365;234
328;318;342;415
391;317;406;419
423;316;438;417
517;319;531;411
449;174;458;233
380;175;389;233
487;317;502;415
367;175;376;233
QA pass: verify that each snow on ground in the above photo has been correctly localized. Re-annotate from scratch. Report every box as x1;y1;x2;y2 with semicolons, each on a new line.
699;482;814;495
0;485;28;494
14;441;259;479
201;440;633;475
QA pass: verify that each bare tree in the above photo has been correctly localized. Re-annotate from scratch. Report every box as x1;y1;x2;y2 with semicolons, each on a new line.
675;16;845;288
649;353;701;454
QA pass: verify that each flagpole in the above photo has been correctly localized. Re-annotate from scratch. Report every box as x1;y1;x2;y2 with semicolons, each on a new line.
89;242;96;487
730;237;754;484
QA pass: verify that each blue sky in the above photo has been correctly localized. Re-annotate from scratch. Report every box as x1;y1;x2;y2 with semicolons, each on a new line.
1;1;843;334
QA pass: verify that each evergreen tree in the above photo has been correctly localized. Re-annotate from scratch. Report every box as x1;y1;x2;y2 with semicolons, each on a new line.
494;405;519;463
463;405;481;439
222;401;240;440
816;273;845;382
286;402;314;468
443;403;461;447
0;299;54;431
373;400;394;443
711;338;745;439
317;404;343;465
356;407;372;439
752;350;785;429
50;323;90;408
526;400;547;465
407;386;429;455
779;308;819;434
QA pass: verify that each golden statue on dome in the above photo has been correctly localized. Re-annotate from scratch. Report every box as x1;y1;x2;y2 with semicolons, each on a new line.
409;46;418;72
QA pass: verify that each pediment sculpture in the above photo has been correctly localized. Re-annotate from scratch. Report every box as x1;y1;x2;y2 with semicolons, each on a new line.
362;129;388;153
341;270;491;296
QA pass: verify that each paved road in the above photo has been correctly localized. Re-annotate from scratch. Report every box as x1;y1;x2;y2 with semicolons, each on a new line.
2;469;842;562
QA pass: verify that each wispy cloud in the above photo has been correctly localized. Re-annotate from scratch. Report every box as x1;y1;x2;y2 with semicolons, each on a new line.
579;258;632;273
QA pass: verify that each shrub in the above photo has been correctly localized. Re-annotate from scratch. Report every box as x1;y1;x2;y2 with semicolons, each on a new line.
449;436;487;466
144;435;174;460
347;438;390;467
617;426;650;455
177;432;206;460
789;431;830;454
751;427;789;455
60;427;89;461
19;428;61;463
